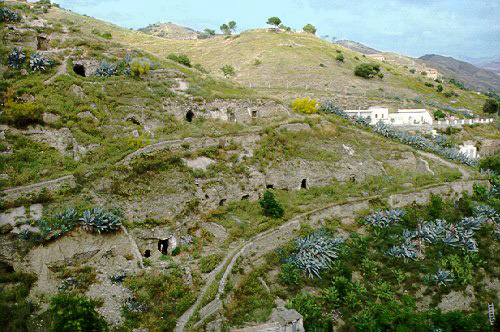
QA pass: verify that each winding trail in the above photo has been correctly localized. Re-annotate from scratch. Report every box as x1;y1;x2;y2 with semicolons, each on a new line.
174;179;488;329
44;56;68;85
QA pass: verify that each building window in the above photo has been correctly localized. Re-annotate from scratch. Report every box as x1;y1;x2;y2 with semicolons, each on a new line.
375;114;378;119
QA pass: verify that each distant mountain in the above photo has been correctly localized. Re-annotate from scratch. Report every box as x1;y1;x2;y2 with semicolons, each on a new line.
457;54;500;73
138;22;201;40
334;40;380;54
419;54;500;92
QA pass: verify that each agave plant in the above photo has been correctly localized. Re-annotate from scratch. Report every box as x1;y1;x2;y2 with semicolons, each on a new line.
288;232;344;278
80;208;122;233
54;208;78;234
363;209;405;228
457;216;486;231
387;241;419;261
0;8;21;22
7;46;26;69
29;53;51;71
95;60;116;77
432;269;454;286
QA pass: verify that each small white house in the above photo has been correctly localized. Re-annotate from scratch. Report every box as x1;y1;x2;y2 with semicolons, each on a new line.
389;109;433;125
345;106;389;125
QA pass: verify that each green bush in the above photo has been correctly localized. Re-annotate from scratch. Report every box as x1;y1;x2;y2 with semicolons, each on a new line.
280;262;301;286
433;110;446;119
335;53;344;62
220;64;236;77
200;254;222;273
354;63;381;79
2;100;43;127
483;98;499;114
259;191;284;218
479;154;500;173
48;293;108;331
437;84;443;92
167;53;191;67
172;246;181;256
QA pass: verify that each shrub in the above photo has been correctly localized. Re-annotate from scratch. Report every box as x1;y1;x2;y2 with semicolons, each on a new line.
220;64;235;77
48;293;108;331
171;246;181;256
200;254;223;273
303;23;317;34
292;98;318;114
409;68;416;74
7;47;26;69
433;110;446;119
425;82;434;87
259;191;284;218
167;53;191;67
354;63;380;78
443;91;453;98
203;28;215;35
80;208;122;233
483;98;499;114
335;53;344;62
130;61;150;77
479;154;500;173
2;100;43;127
286;293;328;330
437;84;443;92
280;262;301;286
29;53;51;71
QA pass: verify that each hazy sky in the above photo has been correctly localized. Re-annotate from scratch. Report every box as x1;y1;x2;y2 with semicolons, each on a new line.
53;0;500;59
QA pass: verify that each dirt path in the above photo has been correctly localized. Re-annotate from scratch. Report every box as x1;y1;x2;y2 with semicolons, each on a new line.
44;56;68;85
416;150;471;179
175;244;243;332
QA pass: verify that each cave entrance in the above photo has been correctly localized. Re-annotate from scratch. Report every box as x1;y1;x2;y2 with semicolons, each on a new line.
73;64;86;77
219;199;226;206
158;239;169;255
37;35;48;50
186;110;194;122
241;194;249;200
266;184;274;189
301;179;307;189
144;249;151;258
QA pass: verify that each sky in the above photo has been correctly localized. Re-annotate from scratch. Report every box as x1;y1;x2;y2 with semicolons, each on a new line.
53;0;500;60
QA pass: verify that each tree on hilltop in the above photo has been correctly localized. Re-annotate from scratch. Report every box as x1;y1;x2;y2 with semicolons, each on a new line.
220;21;237;35
267;17;281;28
303;23;317;35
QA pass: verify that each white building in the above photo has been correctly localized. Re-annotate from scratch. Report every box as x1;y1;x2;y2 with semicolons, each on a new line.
344;107;433;126
388;109;433;125
345;106;389;125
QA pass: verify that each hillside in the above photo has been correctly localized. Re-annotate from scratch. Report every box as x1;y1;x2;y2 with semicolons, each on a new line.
335;39;381;54
42;8;491;114
0;1;499;332
138;22;201;40
419;54;500;92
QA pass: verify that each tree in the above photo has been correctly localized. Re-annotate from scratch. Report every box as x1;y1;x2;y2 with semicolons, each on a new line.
204;28;215;35
354;63;381;79
303;23;316;34
228;20;237;33
49;293;108;331
259;191;284;218
266;16;281;28
220;23;230;35
483;98;499;114
167;53;191;67
220;21;236;35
